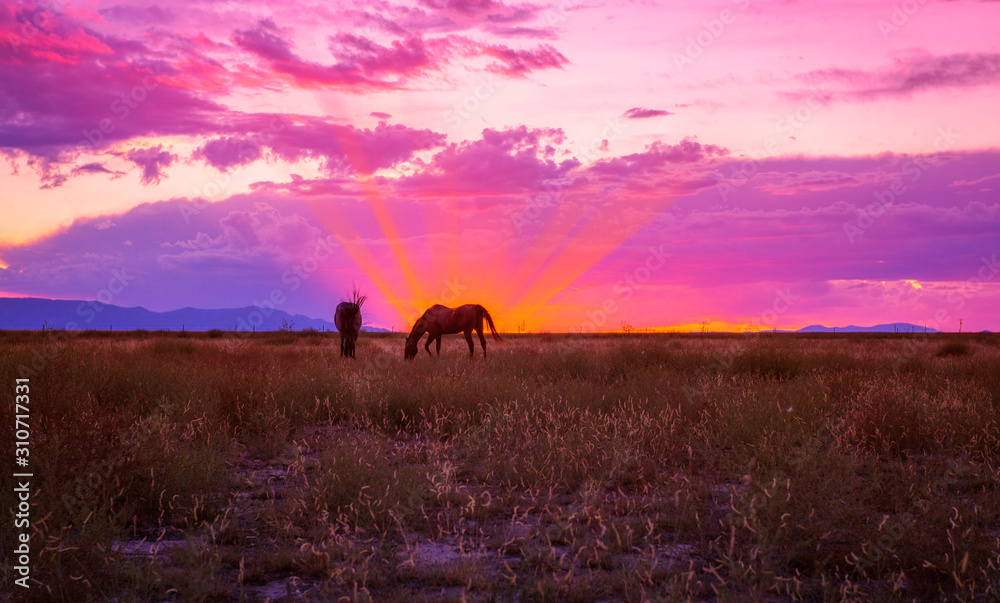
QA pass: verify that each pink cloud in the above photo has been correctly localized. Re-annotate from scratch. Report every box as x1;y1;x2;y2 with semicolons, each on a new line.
420;0;505;16
0;1;573;190
0;5;447;185
231;19;441;89
1;4;114;63
481;42;567;75
0;6;223;178
331;33;433;76
587;138;728;186
232;19;566;88
96;4;176;28
394;126;580;195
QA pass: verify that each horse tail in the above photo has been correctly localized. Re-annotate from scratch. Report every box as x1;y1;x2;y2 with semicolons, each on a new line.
350;285;366;309
478;305;503;341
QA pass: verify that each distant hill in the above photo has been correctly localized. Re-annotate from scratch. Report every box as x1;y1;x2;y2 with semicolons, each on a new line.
794;323;940;333
0;297;390;332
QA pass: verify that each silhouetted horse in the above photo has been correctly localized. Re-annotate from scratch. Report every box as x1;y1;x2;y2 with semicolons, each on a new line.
405;304;502;359
334;289;366;358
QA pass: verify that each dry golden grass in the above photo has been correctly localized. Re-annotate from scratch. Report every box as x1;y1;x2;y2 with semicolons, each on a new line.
1;330;999;601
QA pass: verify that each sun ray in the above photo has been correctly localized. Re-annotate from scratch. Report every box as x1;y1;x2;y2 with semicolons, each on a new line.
300;198;412;319
340;146;425;306
504;191;687;324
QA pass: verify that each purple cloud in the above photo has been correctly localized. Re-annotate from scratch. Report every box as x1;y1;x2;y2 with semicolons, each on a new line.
623;107;674;119
0;195;341;311
193;137;264;171
419;0;541;24
344;0;552;39
124;145;176;185
195;119;446;175
71;162;119;176
162;202;324;269
2;149;999;328
484;25;556;39
793;53;1000;101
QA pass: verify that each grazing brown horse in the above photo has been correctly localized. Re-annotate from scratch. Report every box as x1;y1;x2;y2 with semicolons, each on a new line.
404;304;502;359
334;289;366;358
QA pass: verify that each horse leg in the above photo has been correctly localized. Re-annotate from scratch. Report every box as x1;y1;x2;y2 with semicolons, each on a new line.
435;335;442;355
424;329;437;356
477;326;488;359
464;330;475;358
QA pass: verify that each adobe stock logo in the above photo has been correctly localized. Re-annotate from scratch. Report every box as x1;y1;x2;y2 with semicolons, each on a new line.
671;0;753;74
581;245;671;332
67;68;168;156
876;0;929;40
5;6;51;53
443;73;501;127
405;279;469;325
843;126;958;244
510;116;626;236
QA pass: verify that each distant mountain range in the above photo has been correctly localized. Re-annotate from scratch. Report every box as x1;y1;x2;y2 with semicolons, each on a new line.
0;298;975;334
793;323;941;333
0;297;390;332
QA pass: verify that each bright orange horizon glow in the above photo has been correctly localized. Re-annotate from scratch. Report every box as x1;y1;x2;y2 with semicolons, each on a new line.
500;320;809;334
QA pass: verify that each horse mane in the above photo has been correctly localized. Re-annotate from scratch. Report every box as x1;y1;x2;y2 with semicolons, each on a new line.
407;315;425;339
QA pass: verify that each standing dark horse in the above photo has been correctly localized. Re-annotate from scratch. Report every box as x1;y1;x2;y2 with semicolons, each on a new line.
405;304;502;359
334;289;366;358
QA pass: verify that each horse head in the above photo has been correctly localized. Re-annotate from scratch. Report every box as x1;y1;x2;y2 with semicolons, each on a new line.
404;318;425;359
404;337;418;360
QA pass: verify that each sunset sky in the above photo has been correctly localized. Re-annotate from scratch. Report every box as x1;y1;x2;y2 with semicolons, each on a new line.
1;0;999;332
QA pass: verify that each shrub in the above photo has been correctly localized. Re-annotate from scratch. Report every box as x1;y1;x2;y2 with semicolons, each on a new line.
937;340;970;357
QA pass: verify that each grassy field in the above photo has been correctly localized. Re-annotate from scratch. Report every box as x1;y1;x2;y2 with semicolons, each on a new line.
1;329;999;601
